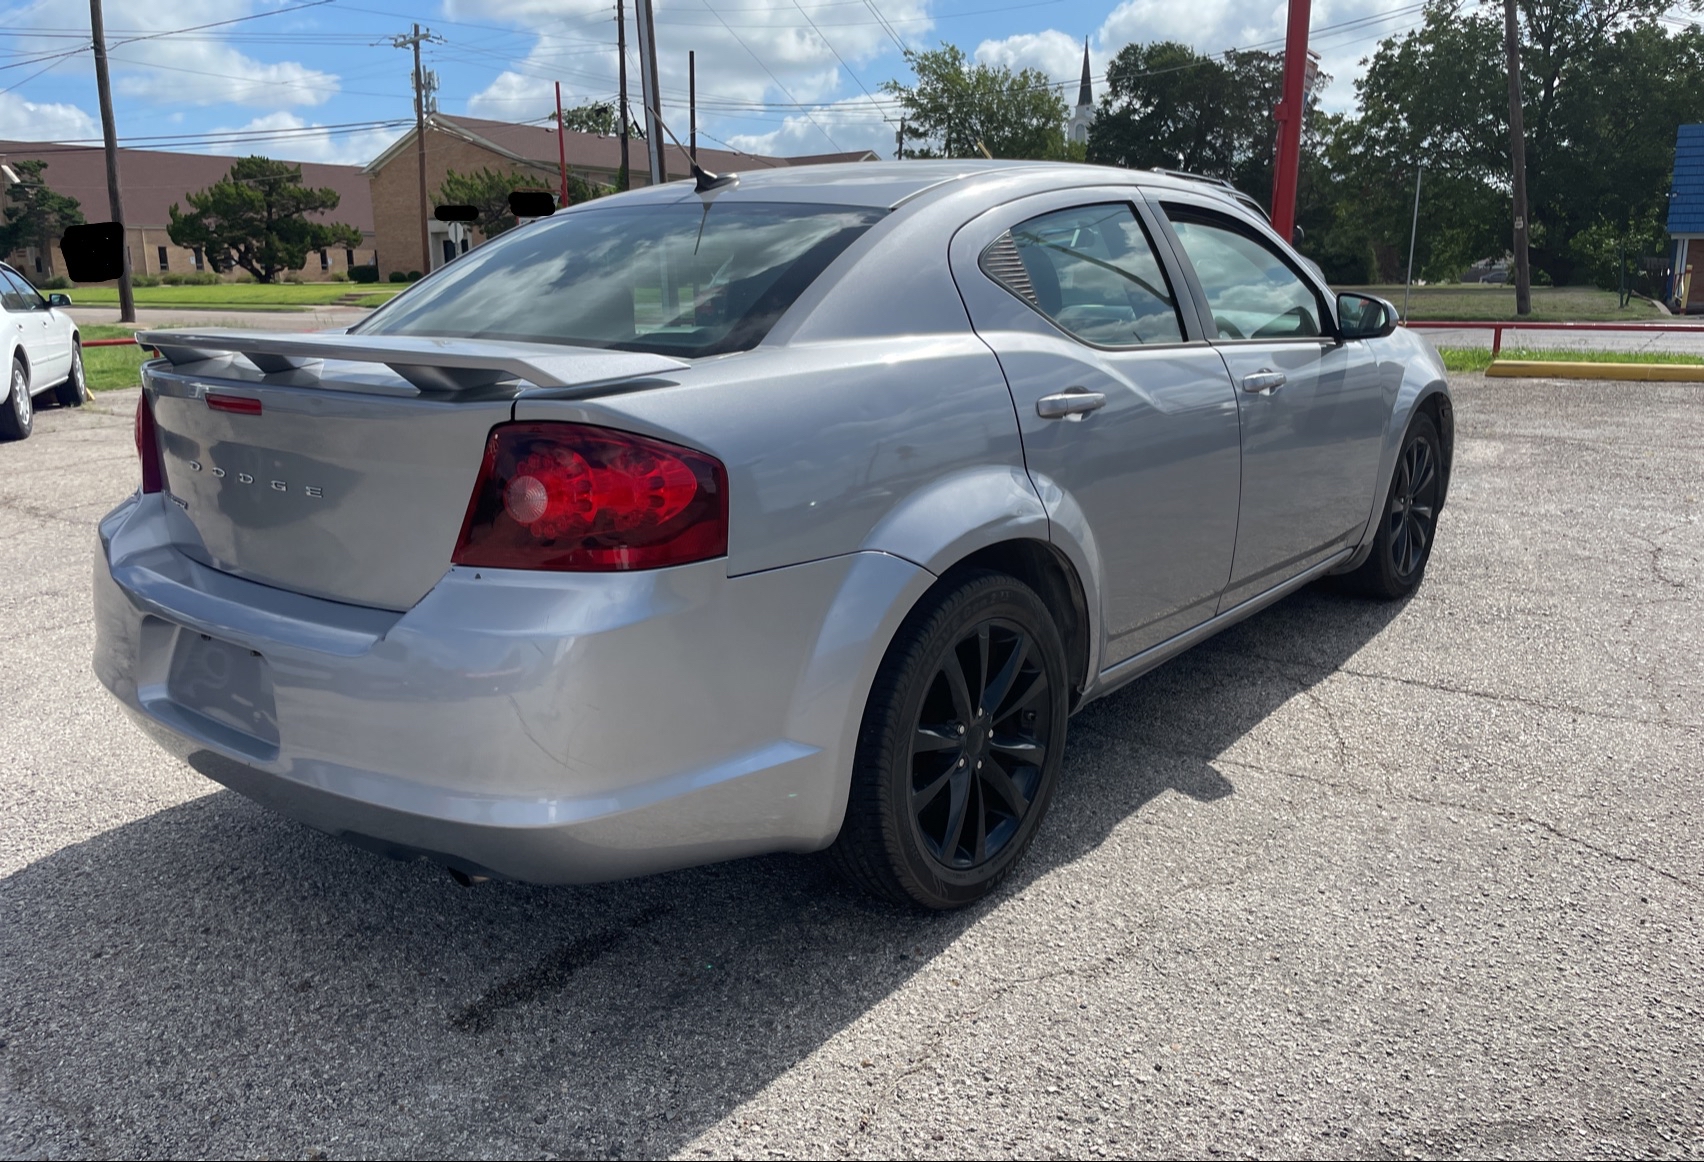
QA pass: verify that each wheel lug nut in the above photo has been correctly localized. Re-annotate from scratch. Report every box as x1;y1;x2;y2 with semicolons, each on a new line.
957;724;965;735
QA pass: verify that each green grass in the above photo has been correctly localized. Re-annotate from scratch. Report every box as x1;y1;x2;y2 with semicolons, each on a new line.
1349;284;1666;323
64;283;404;310
1435;345;1704;373
78;324;151;391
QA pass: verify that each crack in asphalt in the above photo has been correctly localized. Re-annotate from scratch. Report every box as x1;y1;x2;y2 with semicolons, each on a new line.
1204;753;1703;899
1200;643;1704;732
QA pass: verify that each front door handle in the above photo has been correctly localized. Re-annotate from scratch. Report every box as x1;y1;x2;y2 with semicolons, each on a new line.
1036;388;1107;420
1241;370;1286;394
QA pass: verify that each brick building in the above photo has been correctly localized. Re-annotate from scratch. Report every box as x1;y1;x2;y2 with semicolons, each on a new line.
365;114;876;279
0;139;374;283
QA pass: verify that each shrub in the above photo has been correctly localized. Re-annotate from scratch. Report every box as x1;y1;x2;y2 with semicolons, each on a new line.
328;271;350;282
349;264;381;284
406;270;423;282
131;274;161;287
183;271;222;285
35;275;72;290
388;271;410;282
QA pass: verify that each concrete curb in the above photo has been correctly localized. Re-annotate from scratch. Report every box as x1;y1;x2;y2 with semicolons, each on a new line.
1485;360;1704;381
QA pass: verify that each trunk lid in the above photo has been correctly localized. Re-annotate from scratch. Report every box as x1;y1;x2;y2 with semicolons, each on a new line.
138;331;688;611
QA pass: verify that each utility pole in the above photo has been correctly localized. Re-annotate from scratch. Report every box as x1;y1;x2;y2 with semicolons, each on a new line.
1503;0;1532;316
392;24;438;276
1404;163;1423;321
689;51;697;163
896;120;905;160
632;0;665;184
89;0;134;323
555;80;569;206
616;0;631;191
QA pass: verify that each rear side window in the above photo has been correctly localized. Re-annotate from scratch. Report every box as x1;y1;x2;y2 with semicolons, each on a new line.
1163;207;1323;340
982;203;1184;347
0;269;37;311
356;201;884;358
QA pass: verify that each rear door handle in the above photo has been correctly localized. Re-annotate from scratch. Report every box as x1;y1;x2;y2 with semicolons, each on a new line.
1241;370;1286;394
1036;388;1107;420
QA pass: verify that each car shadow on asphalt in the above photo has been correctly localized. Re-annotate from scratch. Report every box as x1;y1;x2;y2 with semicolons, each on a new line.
0;585;1404;1159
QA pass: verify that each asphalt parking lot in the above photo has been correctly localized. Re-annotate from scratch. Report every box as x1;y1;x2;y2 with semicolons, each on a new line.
1;374;1699;1161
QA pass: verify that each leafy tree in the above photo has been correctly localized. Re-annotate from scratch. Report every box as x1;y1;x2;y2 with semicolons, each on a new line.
551;102;616;135
167;157;361;283
882;44;1068;160
1088;42;1287;195
436;167;611;241
0;160;84;272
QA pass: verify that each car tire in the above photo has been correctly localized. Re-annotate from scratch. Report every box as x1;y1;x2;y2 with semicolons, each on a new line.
0;358;32;441
1342;411;1443;600
829;569;1070;909
54;344;88;408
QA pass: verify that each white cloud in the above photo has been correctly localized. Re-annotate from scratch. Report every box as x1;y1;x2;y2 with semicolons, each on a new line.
452;0;928;155
722;95;898;159
195;112;405;167
15;1;340;111
0;92;99;142
973;0;1423;117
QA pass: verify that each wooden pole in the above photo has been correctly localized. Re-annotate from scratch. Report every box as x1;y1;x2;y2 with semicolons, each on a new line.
617;0;631;191
689;51;697;163
556;81;569;205
88;0;134;322
412;25;430;274
1503;0;1532;316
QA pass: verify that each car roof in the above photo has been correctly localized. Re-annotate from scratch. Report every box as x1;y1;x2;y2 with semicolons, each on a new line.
577;159;1255;214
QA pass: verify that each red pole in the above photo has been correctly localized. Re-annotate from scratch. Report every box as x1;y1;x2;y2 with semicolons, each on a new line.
1269;0;1311;242
555;80;569;206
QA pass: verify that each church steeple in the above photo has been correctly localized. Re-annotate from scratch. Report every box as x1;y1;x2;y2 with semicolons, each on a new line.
1068;38;1095;146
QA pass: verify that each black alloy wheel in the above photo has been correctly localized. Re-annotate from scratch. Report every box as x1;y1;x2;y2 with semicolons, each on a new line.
830;570;1070;909
1342;410;1443;599
1386;422;1440;581
909;617;1052;871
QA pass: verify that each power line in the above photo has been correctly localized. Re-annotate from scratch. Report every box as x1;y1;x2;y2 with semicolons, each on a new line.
693;0;844;149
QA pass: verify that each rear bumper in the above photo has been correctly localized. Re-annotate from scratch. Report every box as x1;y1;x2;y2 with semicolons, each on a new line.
93;493;932;883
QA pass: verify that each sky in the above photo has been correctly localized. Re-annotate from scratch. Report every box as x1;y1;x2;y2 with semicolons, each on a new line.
0;0;1436;172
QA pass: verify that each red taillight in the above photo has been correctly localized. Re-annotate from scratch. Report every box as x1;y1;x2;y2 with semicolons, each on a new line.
134;394;163;494
206;393;262;415
452;423;728;572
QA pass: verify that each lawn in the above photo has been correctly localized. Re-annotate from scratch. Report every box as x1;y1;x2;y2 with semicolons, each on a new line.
63;283;404;310
1348;284;1666;323
1434;345;1704;373
79;325;152;391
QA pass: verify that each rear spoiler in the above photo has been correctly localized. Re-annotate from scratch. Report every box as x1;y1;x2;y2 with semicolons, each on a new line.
133;329;689;393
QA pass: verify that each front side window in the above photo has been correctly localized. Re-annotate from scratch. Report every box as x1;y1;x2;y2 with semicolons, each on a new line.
0;269;41;311
356;202;885;358
1164;207;1323;340
984;203;1184;346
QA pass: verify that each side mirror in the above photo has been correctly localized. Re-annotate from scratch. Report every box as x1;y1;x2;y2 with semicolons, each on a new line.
1337;292;1398;339
47;293;72;307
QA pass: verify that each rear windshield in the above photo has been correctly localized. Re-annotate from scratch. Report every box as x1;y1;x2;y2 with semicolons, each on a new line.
354;201;885;358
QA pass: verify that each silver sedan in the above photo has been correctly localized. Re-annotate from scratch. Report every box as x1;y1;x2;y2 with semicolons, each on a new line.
94;161;1452;909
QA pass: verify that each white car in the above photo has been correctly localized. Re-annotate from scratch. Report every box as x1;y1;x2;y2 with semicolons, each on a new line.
1;262;89;440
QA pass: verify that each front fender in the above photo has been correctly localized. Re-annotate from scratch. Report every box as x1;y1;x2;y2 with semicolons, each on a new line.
1339;328;1454;572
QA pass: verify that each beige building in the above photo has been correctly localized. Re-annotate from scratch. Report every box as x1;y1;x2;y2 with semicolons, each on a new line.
364;114;876;279
0;139;374;283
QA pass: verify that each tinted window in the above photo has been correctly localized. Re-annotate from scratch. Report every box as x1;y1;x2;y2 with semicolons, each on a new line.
356;202;885;358
988;204;1184;346
1165;208;1322;340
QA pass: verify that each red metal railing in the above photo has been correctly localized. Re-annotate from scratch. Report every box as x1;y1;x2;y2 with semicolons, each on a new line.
1405;320;1703;358
82;337;149;348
